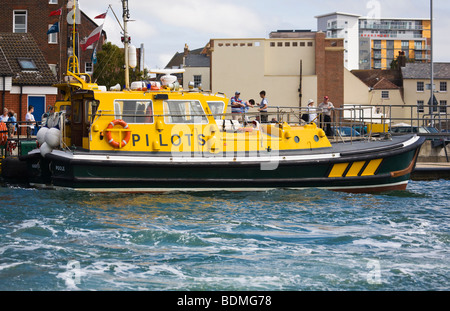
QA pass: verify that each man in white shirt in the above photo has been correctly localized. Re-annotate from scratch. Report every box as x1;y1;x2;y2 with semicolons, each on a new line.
318;96;334;136
26;105;36;136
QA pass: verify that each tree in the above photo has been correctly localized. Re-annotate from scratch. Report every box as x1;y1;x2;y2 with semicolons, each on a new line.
93;42;148;89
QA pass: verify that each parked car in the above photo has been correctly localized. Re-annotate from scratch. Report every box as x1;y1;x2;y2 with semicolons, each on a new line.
390;125;430;134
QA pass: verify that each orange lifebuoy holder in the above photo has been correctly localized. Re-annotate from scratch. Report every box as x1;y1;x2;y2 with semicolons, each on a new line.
105;119;132;149
0;122;8;146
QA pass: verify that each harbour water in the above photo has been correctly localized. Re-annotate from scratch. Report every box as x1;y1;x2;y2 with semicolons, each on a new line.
0;180;449;291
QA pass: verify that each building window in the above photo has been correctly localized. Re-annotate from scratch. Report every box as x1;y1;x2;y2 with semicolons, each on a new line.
417;100;424;113
85;62;93;74
440;100;447;113
307;42;313;47
49;0;58;3
440;82;447;92
49;64;57;77
381;91;389;99
417;81;424;92
194;75;202;88
13;11;27;33
48;25;58;44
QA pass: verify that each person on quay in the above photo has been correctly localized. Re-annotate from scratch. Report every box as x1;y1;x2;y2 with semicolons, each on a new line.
0;108;8;123
26;105;36;137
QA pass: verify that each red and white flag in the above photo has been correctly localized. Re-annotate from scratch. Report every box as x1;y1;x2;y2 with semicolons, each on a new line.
49;8;62;16
80;25;103;51
95;12;107;19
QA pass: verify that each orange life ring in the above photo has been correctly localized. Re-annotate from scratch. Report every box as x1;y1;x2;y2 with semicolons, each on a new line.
105;119;131;149
0;122;7;146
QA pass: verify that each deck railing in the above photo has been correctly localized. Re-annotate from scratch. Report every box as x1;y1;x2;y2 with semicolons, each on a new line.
1;104;450;159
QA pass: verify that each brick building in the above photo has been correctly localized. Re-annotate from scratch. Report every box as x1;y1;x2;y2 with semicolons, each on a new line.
0;0;106;82
0;33;57;124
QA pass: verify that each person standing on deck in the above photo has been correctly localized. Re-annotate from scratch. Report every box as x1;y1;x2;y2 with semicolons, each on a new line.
258;90;268;123
319;96;334;136
231;91;245;121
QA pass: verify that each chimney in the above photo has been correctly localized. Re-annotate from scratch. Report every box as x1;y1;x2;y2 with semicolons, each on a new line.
184;44;190;57
398;51;406;68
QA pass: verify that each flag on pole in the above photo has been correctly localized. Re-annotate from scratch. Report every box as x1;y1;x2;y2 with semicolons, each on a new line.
92;47;98;65
94;12;107;19
47;22;60;35
49;8;62;16
80;25;103;51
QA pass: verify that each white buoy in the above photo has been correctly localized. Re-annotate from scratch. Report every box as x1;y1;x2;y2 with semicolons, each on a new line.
40;142;52;157
36;127;49;145
45;128;61;149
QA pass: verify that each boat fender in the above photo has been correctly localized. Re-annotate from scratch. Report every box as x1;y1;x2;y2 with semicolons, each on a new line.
45;128;61;148
0;122;8;146
36;127;49;145
105;119;132;149
40;142;53;157
318;129;326;138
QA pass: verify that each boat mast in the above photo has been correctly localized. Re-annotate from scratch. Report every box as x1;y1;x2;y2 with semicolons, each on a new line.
122;0;130;89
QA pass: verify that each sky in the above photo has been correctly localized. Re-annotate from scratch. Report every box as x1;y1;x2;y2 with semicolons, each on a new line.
77;0;450;70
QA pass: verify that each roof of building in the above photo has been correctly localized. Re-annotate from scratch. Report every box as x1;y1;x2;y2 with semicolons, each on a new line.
185;53;210;67
0;46;12;76
0;33;57;86
402;62;450;80
165;47;206;69
315;12;361;19
351;69;402;89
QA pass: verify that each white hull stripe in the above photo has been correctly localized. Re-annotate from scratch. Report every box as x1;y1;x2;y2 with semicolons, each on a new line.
49;136;421;164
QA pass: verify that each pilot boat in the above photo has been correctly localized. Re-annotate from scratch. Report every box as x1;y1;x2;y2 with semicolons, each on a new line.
21;66;425;193
18;1;425;193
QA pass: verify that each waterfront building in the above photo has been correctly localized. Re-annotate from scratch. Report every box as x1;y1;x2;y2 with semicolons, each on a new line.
206;30;345;110
165;44;211;91
0;0;106;82
316;12;431;70
0;33;57;123
402;62;450;124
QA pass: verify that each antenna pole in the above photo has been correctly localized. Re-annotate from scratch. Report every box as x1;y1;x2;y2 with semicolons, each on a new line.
123;0;130;90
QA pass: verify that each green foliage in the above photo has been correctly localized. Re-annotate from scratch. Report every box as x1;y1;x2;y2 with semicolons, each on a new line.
93;42;148;89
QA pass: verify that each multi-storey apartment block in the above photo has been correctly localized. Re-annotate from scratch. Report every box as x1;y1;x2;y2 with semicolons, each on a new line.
316;12;431;70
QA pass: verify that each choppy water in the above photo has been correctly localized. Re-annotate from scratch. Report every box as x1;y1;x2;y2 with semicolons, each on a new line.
0;180;449;291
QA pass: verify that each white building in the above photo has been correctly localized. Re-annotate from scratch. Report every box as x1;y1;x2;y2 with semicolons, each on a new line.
315;12;361;71
316;12;431;71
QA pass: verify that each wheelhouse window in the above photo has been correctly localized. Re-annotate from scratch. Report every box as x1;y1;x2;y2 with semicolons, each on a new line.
85;99;100;125
207;101;226;120
164;100;208;124
114;100;153;124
